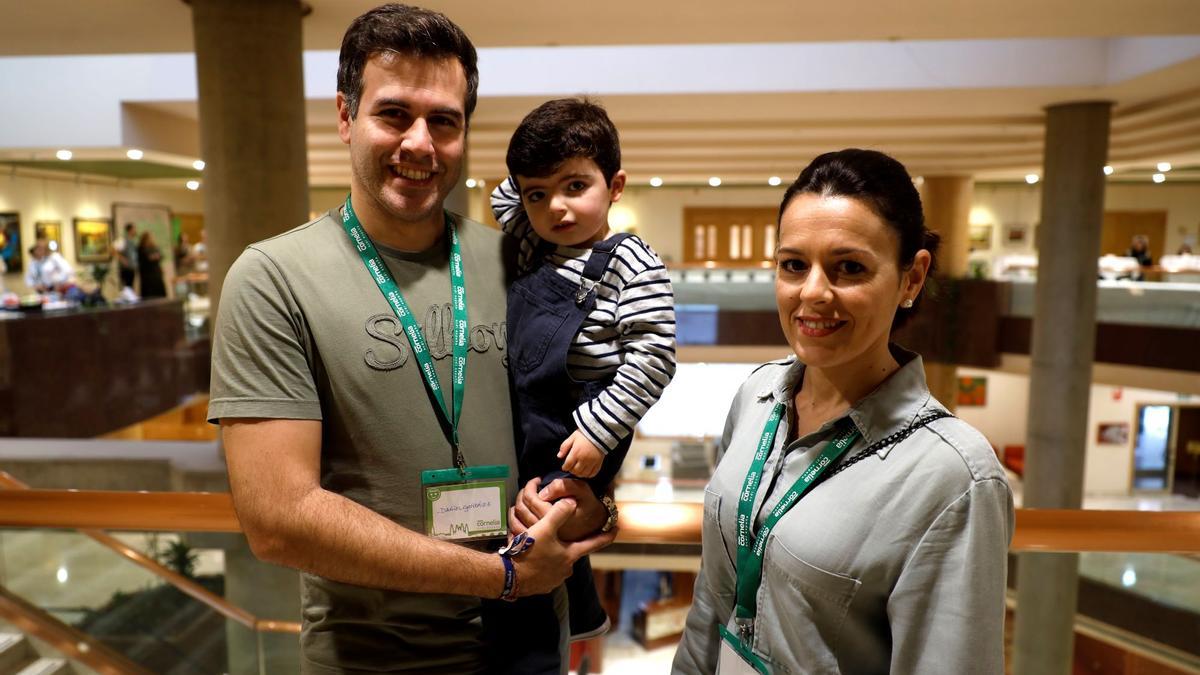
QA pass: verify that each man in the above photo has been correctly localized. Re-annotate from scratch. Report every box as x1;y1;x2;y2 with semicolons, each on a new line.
208;5;614;674
117;222;138;289
25;237;75;294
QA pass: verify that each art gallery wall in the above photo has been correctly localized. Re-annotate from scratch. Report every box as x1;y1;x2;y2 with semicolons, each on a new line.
969;182;1200;269
0;172;203;294
956;366;1189;496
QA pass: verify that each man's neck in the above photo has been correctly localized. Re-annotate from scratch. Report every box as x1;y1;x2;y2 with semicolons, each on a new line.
349;191;445;253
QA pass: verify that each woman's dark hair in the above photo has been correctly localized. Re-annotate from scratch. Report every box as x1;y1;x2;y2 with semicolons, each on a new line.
779;148;940;330
337;4;479;121
506;98;622;185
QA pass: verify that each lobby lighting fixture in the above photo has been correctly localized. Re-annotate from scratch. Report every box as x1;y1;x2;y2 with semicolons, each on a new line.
1024;174;1039;185
126;149;143;160
193;159;206;171
708;177;722;187
1152;173;1166;183
1157;162;1172;172
913;176;924;186
649;177;663;187
1103;165;1113;176
57;566;69;584
56;149;72;161
186;180;201;191
464;178;477;189
768;176;782;186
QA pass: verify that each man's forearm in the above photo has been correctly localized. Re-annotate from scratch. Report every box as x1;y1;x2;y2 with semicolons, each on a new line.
246;485;503;598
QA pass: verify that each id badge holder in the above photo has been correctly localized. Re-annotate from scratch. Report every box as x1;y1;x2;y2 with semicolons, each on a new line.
421;465;509;541
717;624;770;675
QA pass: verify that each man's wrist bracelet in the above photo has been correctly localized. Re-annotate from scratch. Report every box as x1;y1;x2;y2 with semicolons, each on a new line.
498;554;518;601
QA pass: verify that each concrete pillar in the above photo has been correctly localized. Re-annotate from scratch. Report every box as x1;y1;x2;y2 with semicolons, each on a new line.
191;0;310;321
920;175;974;412
1013;101;1112;675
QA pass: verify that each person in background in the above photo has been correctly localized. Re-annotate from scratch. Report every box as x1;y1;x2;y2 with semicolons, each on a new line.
25;237;76;294
137;231;167;298
175;231;194;276
116;223;139;290
674;149;1013;675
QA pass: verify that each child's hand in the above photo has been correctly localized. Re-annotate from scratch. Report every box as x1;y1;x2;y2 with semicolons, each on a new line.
558;430;604;478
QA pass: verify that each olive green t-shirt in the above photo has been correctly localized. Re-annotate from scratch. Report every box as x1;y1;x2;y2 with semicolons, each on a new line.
208;209;516;674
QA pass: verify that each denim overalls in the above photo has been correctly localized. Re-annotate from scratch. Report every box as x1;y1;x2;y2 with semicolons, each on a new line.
484;233;634;673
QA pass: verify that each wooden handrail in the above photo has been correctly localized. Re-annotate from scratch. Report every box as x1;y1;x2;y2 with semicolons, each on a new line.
0;584;155;675
2;486;1200;553
0;472;296;635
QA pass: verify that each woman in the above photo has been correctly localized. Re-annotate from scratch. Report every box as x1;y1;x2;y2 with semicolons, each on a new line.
673;149;1014;675
137;231;167;298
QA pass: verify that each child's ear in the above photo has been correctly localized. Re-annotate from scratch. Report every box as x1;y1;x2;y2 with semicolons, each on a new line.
609;170;627;203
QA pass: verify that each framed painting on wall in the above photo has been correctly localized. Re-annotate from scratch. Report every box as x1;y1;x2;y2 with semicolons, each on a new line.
74;218;113;262
957;376;987;407
1097;422;1130;445
0;212;21;273
1003;223;1029;247
35;220;63;253
969;224;993;251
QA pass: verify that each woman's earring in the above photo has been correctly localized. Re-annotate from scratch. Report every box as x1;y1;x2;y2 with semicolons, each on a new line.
901;298;914;309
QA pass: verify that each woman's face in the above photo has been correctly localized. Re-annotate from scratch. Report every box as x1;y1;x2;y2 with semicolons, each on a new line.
774;193;929;371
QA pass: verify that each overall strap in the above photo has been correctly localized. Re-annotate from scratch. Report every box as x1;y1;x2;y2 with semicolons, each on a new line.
581;232;634;282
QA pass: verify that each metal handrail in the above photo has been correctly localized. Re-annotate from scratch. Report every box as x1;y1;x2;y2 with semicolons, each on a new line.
0;472;298;634
1;484;1199;553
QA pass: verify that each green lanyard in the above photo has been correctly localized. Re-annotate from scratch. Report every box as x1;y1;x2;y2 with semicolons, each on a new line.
733;402;860;643
341;195;469;471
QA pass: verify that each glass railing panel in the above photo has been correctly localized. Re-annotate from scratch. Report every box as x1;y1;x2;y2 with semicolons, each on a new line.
0;527;293;674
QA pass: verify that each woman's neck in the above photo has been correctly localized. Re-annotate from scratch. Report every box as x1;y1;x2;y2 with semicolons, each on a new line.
793;343;901;434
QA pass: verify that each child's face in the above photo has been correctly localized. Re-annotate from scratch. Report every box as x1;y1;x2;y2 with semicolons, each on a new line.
517;157;626;248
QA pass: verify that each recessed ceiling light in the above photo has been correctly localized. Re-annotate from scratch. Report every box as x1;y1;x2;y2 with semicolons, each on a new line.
649;177;663;187
464;178;477;189
768;176;782;186
1152;173;1166;184
126;149;143;160
193;159;206;171
186;180;201;191
1157;162;1172;172
1103;165;1113;176
708;177;722;187
1025;174;1039;185
56;149;72;161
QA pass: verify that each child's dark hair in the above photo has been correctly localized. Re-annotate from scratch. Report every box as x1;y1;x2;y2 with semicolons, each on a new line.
506;98;621;185
780;148;940;330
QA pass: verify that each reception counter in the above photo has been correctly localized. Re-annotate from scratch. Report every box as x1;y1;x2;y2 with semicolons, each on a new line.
0;299;208;437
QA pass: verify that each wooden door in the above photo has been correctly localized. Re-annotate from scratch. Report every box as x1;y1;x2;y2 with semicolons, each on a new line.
1171;406;1200;498
682;207;778;264
1101;211;1166;260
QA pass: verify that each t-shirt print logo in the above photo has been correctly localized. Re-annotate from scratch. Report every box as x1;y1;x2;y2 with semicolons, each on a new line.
364;303;507;371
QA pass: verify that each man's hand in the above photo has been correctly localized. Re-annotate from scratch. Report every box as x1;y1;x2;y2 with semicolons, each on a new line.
511;499;616;597
558;430;604;478
510;477;609;542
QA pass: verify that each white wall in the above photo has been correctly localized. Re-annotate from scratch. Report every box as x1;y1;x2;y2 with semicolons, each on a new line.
604;180;1200;269
969;181;1200;267
956;366;1192;496
0;172;203;294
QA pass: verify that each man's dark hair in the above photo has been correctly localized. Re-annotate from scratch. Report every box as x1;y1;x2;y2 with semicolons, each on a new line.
506;98;622;185
124;223;136;233
780;148;940;331
337;4;479;121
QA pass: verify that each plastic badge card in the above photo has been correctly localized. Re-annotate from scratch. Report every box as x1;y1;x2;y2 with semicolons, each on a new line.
421;465;508;541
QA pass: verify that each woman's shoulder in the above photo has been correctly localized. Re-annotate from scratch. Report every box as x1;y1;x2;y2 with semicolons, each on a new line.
911;412;1009;486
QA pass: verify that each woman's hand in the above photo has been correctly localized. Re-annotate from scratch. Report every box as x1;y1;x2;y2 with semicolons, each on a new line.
510;477;609;542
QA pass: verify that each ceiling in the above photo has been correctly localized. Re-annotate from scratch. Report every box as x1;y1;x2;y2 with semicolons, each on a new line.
2;1;1199;187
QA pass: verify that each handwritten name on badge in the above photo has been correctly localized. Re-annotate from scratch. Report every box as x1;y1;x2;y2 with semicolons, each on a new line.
427;483;505;540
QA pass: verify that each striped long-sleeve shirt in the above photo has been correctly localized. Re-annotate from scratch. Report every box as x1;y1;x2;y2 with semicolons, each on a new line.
492;176;677;453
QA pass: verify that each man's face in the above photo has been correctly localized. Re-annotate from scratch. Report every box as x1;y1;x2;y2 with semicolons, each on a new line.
337;52;467;230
